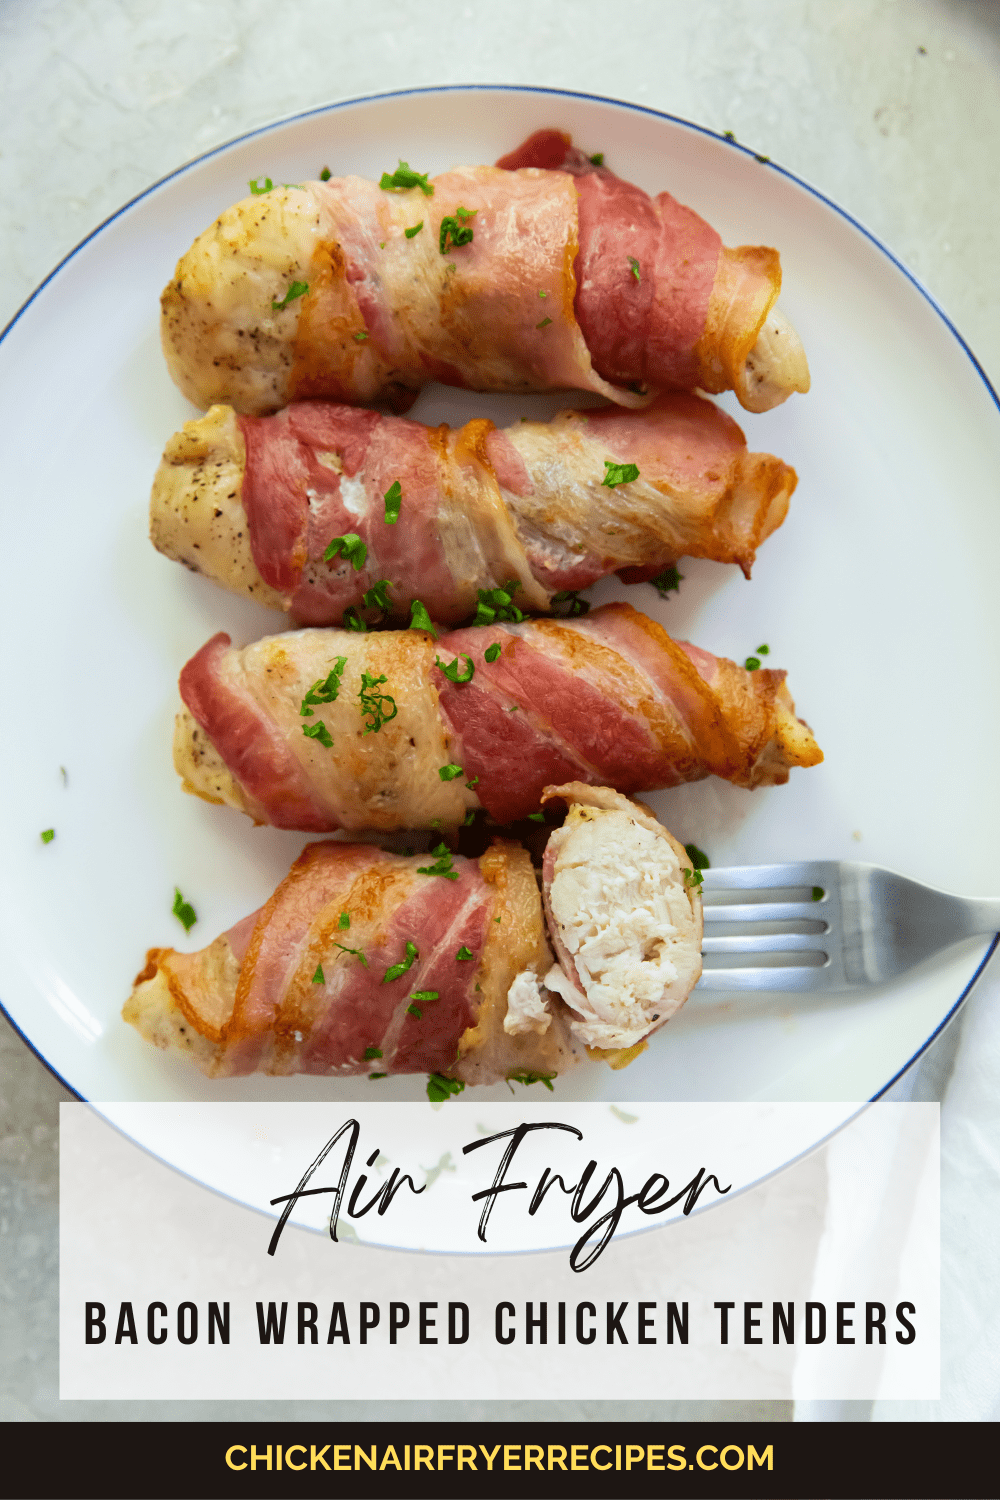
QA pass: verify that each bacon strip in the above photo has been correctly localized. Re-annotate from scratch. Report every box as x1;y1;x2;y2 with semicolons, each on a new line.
173;603;823;831
160;139;806;417
151;394;796;625
124;840;579;1084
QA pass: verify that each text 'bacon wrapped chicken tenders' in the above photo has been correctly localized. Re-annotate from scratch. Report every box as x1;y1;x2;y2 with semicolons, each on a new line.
161;133;809;417
152;394;796;624
123;786;703;1084
174;602;823;832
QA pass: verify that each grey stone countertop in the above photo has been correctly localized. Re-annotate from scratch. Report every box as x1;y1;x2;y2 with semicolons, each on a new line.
1;0;998;1424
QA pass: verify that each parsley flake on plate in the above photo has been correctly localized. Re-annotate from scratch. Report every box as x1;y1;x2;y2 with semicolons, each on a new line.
249;177;273;195
507;1070;555;1091
744;656;761;671
271;280;309;311
353;329;369;342
427;1074;465;1103
379;160;434;195
683;867;705;890
319;166;332;180
172;888;197;932
589;152;604;166
473;581;524;626
684;843;710;871
40;829;55;844
551;589;590;617
536;316;552;329
404;221;424;238
343;606;367;632
438;764;464;782
365;1046;383;1060
312;965;325;984
649;565;683;597
456;946;474;961
602;460;640;488
484;643;502;663
628;256;641;282
527;812;545;823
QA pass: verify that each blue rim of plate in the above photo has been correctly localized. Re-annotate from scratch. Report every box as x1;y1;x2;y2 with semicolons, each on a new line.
2;82;998;1113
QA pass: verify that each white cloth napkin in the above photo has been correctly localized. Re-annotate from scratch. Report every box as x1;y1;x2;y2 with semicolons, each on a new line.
795;944;1000;1422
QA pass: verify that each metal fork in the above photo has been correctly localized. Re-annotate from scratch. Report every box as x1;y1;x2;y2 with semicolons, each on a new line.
695;861;1000;992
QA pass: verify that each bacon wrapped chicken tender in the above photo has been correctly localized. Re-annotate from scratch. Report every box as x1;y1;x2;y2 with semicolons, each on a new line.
161;134;808;417
152;394;795;625
123;789;703;1081
173;602;822;833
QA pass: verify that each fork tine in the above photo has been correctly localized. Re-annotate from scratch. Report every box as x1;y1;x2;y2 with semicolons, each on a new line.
702;901;828;924
700;862;840;891
695;965;835;992
702;932;827;954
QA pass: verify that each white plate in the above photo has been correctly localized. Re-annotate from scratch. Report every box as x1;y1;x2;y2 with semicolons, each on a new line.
2;86;998;1138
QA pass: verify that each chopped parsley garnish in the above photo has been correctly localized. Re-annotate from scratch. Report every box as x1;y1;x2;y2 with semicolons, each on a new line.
407;1003;422;1018
435;653;475;683
364;1046;383;1060
384;940;418;983
683;867;704;890
438;763;464;781
369;1072;388;1080
323;532;367;569
551;589;590;616
404;221;424;238
332;940;368;967
456;946;474;961
462;811;476;826
312;965;325;984
353;330;369;341
343;607;367;632
589;152;604;166
723;131;736;142
319;166;332;180
358;671;398;734
302;720;334;749
538;289;548;298
812;886;825;902
484;642;502;663
249;177;273;195
465;774;479;788
744;657;761;671
409;599;438;637
755;153;771;164
757;643;770;655
362;579;393;612
439;208;476;254
427;1073;465;1103
628;256;641;282
536;316;552;329
338;912;351;931
508;1070;555;1091
383;480;402;523
602;460;640;488
649;566;683;597
417;842;459;881
300;657;348;717
527;812;545;823
411;990;439;1002
473;580;524;626
40;829;55;844
684;843;710;870
172;888;197;932
271;280;309;311
379;161;434;196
